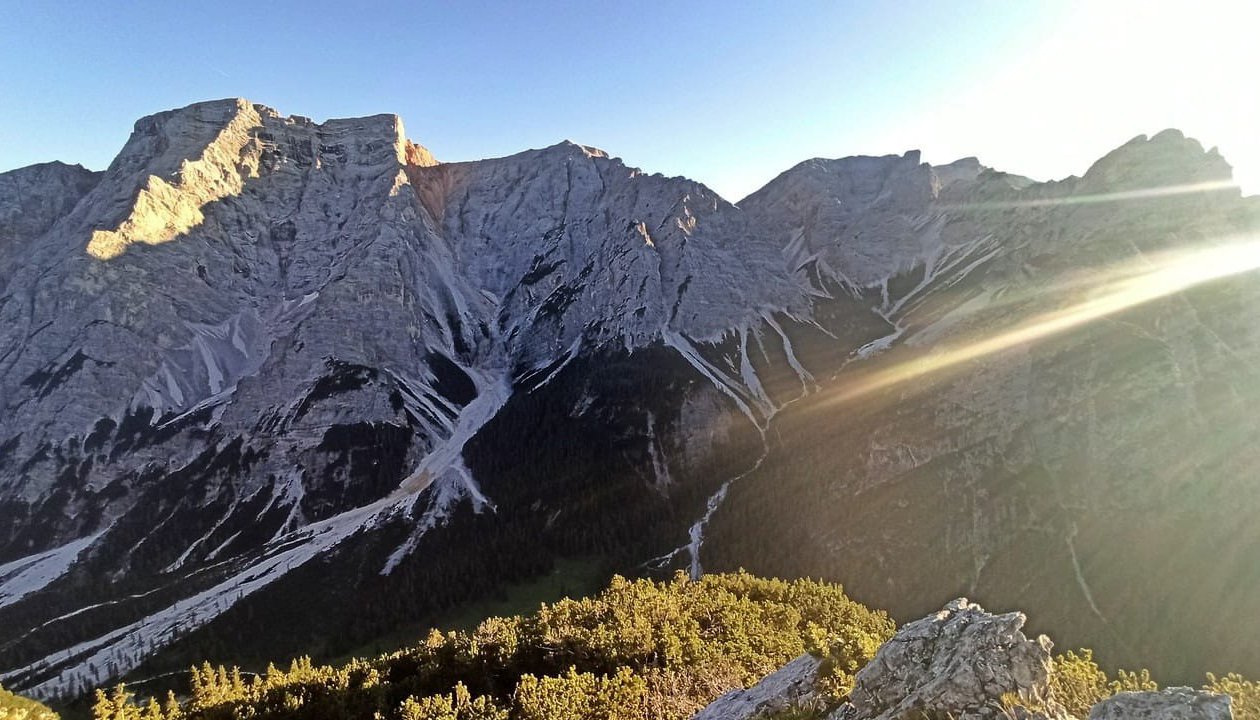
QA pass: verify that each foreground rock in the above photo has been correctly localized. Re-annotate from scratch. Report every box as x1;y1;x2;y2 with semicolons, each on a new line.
691;654;826;720
832;598;1062;720
1089;689;1232;720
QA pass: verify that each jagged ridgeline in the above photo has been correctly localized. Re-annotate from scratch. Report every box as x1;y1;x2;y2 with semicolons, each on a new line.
2;98;1260;701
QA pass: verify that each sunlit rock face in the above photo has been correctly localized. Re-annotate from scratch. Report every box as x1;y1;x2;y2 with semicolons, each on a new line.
1;99;1259;699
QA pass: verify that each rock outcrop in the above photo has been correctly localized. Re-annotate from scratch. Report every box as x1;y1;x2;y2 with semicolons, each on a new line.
1088;689;1232;720
691;654;827;720
834;599;1061;720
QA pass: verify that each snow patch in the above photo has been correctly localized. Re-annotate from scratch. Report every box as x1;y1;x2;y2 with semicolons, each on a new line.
762;314;817;390
4;494;409;699
854;325;906;360
381;366;511;575
663;330;766;429
737;327;776;413
0;532;104;609
133;311;269;418
887;235;999;318
527;337;582;391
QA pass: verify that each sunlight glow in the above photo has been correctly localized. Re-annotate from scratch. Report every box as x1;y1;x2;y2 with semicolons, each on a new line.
823;236;1260;407
941;180;1241;211
865;1;1260;200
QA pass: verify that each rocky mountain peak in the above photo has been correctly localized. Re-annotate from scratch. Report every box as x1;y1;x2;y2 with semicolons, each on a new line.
0;161;100;247
544;139;609;159
738;150;943;290
1079;128;1235;193
76;99;438;261
933;156;987;187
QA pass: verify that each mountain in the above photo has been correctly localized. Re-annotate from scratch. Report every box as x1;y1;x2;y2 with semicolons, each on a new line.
1;99;1257;700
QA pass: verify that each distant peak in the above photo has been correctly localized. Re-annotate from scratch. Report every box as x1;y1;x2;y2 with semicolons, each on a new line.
543;140;609;159
1149;128;1187;143
121;99;440;174
1081;128;1234;192
933;156;987;187
940;156;983;170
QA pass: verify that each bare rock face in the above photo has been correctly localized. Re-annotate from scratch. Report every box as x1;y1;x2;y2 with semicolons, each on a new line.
0;161;100;295
1088;689;1233;720
691;653;826;720
833;599;1062;720
0;161;99;243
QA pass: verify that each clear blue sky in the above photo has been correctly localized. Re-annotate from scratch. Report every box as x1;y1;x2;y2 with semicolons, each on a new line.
2;1;1256;200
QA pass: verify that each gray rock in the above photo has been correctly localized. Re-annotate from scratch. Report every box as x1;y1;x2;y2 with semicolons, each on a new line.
0;161;99;245
831;599;1064;720
1088;689;1232;720
691;653;826;720
0;161;99;297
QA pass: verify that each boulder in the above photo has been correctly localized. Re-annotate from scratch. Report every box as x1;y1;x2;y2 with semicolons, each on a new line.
691;653;826;720
1088;689;1232;720
831;598;1064;720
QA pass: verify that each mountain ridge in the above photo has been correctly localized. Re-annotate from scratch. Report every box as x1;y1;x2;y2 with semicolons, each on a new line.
1;98;1257;700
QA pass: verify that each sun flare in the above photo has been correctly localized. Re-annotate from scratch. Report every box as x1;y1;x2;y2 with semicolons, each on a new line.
823;235;1260;408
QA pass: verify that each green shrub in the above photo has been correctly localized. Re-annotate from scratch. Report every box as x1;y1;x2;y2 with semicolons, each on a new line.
1205;673;1259;720
397;683;506;720
1048;649;1112;717
89;571;893;720
512;667;644;720
0;684;59;720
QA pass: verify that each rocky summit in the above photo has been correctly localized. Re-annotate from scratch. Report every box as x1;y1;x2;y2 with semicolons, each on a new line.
1;99;1259;700
840;599;1060;720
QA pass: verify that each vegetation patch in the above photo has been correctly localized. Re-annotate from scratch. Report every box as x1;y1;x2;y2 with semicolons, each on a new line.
87;572;893;720
0;684;58;720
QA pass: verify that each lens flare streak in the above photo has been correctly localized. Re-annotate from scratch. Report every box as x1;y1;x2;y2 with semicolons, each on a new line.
824;237;1260;407
941;180;1240;211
